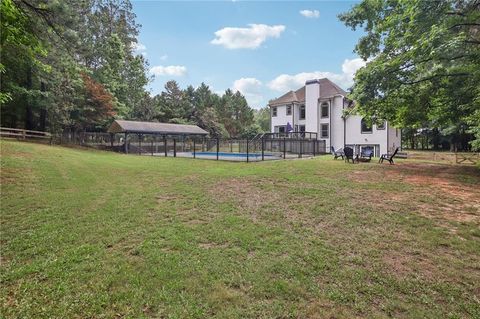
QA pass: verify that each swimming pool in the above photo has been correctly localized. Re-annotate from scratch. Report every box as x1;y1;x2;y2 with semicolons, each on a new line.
192;152;275;158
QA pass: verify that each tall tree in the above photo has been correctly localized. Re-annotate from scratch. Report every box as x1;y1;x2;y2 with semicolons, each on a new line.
339;0;480;150
155;80;192;123
0;0;151;133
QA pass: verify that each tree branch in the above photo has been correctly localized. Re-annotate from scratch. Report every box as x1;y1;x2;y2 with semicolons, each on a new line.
398;73;470;85
387;55;470;75
448;23;480;30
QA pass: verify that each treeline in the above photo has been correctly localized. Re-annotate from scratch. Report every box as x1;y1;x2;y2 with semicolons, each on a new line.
402;127;474;152
0;0;265;138
133;80;269;138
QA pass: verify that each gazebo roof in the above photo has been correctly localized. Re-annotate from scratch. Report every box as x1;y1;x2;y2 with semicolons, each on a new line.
108;120;209;135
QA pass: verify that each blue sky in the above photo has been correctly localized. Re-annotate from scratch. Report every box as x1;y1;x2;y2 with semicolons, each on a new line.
132;0;364;108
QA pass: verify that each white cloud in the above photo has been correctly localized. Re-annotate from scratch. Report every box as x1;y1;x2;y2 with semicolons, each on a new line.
132;42;147;56
159;54;168;61
150;65;187;77
268;58;366;92
211;24;286;49
342;58;366;77
232;77;264;107
300;10;320;18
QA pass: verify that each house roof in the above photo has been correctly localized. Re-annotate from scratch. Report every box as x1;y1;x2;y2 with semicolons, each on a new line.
108;120;209;135
268;78;347;107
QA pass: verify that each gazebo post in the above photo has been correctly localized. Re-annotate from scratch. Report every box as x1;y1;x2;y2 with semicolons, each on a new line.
138;134;141;155
164;135;167;157
125;132;128;154
151;135;154;156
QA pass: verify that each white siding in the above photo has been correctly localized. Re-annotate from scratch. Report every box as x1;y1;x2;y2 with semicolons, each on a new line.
345;115;388;155
294;103;306;129
270;105;293;132
388;126;401;152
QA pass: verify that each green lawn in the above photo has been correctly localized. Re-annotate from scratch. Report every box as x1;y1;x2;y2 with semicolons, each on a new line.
1;140;479;318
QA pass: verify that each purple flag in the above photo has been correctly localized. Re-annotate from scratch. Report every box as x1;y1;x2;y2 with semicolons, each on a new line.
286;122;293;132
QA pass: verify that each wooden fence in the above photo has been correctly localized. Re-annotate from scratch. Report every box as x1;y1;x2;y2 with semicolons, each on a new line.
405;150;479;165
0;127;51;140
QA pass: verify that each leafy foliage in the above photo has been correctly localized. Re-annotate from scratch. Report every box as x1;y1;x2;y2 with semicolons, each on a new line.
339;0;480;150
0;0;257;137
0;0;148;132
78;73;116;130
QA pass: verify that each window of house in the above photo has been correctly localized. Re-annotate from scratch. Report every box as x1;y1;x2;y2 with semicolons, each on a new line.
299;105;306;120
278;126;286;133
321;102;329;118
321;124;329;138
272;107;277;117
361;118;372;133
376;121;385;130
286;105;292;115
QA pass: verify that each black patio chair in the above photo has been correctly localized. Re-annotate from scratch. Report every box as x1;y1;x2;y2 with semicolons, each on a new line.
358;149;373;162
331;146;344;160
379;147;399;164
344;147;357;163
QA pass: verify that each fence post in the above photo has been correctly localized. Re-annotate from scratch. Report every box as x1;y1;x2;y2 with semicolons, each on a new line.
155;134;158;154
173;138;177;157
313;140;316;157
151;136;154;156
216;138;219;160
110;133;114;149
246;139;249;163
193;138;196;159
299;140;302;158
261;136;265;161
125;132;128;154
283;137;286;159
164;136;167;157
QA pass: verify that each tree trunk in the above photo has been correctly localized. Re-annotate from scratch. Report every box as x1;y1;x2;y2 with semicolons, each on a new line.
24;66;34;130
39;82;47;131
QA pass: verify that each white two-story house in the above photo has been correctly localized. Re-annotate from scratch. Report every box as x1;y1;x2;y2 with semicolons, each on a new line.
269;78;401;157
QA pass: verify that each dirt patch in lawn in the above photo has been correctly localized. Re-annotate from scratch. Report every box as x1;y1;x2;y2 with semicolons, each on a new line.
208;177;284;222
353;163;480;225
208;178;333;230
198;242;229;249
382;253;437;280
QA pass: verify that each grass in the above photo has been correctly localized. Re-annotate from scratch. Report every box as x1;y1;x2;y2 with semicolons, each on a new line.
1;140;479;318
